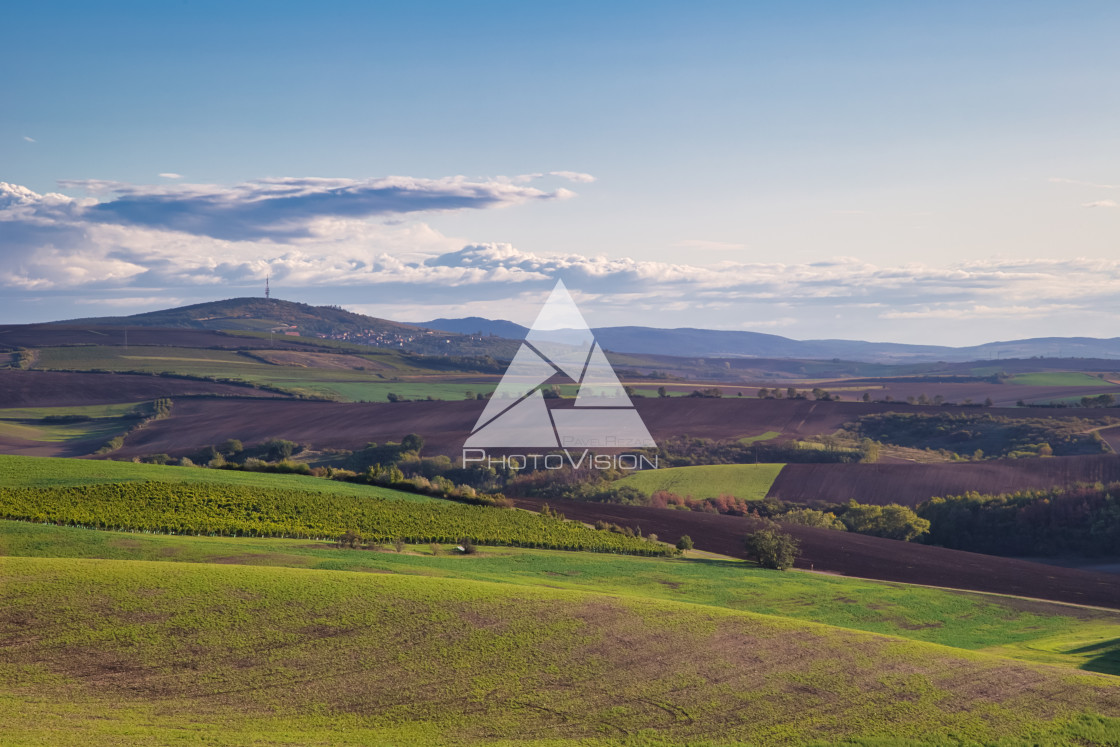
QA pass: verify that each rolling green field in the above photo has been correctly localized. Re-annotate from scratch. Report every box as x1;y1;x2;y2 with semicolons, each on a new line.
0;403;143;446
0;481;666;554
3;519;1118;675
28;345;500;402
310;380;497;402
2;555;1118;746
1009;372;1112;386
738;430;782;444
615;463;785;500
1;456;1119;744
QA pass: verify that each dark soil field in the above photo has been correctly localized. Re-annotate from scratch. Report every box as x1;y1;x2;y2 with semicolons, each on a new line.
511;496;1120;609
767;455;1120;506
0;370;286;408
107;397;968;457
109;396;1120;458
114;398;483;457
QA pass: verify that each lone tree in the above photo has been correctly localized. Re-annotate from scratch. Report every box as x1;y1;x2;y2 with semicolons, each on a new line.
744;528;800;570
676;534;694;551
401;433;425;454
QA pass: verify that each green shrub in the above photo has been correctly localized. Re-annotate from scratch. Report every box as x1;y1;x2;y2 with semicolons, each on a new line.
745;528;799;570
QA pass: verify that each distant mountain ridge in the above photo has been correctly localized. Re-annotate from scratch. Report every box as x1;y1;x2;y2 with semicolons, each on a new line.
419;317;1120;363
45;298;1120;364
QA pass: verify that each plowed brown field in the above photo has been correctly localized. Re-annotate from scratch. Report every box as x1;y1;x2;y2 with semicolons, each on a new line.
511;496;1120;609
767;456;1120;505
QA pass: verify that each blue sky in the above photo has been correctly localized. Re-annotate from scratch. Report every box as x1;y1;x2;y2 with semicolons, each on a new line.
2;1;1118;345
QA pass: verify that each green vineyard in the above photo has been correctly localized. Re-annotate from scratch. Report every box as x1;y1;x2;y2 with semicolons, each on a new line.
0;482;670;555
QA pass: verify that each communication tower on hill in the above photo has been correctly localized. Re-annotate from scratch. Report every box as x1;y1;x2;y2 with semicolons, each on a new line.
265;274;271;299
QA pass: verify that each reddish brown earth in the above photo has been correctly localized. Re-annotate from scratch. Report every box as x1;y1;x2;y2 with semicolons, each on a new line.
0;370;285;408
767;455;1120;506
511;497;1120;609
108;396;1120;458
0;434;108;458
114;398;482;457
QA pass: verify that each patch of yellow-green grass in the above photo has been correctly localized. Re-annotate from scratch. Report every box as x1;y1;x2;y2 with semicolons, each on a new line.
986;625;1120;676
615;463;784;500
0;402;143;420
1;555;1118;746
0;417;137;445
4;520;1119;675
27;344;490;402
1009;372;1114;386
738;430;781;445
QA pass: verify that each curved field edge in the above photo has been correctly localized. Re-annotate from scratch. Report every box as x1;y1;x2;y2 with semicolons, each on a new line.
3;519;1119;675
614;463;785;500
2;557;1119;746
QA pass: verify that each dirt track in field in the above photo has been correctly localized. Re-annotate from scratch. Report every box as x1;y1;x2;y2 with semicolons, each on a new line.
511;497;1120;609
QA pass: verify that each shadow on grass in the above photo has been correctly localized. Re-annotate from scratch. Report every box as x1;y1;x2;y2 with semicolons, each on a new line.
675;556;761;571
1070;637;1120;676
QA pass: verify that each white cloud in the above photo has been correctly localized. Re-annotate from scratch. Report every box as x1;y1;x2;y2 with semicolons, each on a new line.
6;176;1120;339
1083;199;1117;208
49;174;577;241
158;172;183;179
548;171;596;183
22;136;36;143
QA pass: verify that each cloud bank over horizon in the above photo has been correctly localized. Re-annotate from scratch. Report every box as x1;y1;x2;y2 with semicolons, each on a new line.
2;175;1120;346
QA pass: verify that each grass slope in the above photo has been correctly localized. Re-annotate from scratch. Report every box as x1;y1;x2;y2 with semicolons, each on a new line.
0;454;433;501
2;555;1118;746
1009;372;1110;386
615;463;785;500
0;402;143;446
28;344;499;402
3;520;1118;676
0;483;665;554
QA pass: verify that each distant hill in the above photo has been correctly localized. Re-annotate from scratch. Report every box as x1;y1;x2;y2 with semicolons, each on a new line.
420;316;1120;363
55;298;517;358
63;297;420;336
419;317;530;339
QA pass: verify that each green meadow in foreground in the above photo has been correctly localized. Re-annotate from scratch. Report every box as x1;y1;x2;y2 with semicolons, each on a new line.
2;555;1118;746
2;519;1118;676
615;463;785;500
2;454;1119;744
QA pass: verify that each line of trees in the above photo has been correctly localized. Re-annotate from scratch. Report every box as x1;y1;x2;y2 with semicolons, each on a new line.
918;483;1120;557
